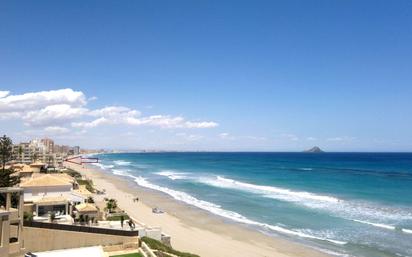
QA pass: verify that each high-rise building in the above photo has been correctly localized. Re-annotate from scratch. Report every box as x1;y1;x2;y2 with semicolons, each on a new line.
73;146;80;155
12;138;76;167
40;138;55;153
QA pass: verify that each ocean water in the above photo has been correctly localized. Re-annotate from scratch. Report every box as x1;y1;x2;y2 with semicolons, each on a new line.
92;152;412;257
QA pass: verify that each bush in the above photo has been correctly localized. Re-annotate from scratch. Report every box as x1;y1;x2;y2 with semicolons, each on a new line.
77;179;95;193
141;237;200;257
112;253;143;257
107;214;129;221
65;169;82;179
24;212;33;221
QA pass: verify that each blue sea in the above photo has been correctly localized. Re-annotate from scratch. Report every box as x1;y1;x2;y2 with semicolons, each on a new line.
92;152;412;257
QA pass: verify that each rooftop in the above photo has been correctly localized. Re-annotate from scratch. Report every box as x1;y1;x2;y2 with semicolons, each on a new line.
20;174;72;187
75;203;98;212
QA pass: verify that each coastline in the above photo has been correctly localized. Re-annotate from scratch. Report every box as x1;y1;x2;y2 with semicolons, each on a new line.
65;161;331;257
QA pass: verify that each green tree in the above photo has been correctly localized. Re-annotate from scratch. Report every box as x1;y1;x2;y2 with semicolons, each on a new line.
0;135;20;187
1;135;13;171
106;198;117;213
18;146;23;163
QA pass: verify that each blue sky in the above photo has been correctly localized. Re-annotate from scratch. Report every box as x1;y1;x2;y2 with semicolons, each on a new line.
1;0;411;151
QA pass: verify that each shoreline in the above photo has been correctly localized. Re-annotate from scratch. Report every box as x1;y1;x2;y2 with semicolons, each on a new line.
65;161;331;257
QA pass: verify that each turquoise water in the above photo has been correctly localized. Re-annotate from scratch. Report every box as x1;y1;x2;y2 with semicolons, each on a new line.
93;152;412;257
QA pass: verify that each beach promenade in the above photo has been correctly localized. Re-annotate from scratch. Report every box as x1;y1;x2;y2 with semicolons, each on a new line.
64;161;329;257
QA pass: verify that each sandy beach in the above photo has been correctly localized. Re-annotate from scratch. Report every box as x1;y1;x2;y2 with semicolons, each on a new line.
65;161;330;257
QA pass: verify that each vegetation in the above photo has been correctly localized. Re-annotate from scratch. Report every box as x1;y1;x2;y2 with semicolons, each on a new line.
65;168;82;179
77;179;95;193
17;145;23;163
50;212;56;222
141;237;200;257
24;212;33;221
154;252;174;257
105;198;118;213
107;214;129;221
0;135;20;187
112;253;143;257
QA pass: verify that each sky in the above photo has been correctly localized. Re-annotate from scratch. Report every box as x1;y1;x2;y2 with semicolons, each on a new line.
0;0;411;151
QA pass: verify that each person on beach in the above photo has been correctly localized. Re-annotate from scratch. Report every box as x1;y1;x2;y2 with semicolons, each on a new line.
120;215;124;228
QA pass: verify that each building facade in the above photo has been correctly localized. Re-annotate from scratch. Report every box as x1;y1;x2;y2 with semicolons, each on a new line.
12;138;79;167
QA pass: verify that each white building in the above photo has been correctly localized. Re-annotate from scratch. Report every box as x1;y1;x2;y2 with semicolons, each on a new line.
20;174;86;217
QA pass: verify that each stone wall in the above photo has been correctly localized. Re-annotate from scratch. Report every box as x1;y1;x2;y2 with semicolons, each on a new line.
23;226;139;252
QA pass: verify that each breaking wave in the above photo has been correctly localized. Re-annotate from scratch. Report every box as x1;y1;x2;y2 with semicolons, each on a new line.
110;169;346;245
156;170;189;180
198;176;412;230
114;160;132;166
351;219;396;230
91;163;114;170
401;228;412;234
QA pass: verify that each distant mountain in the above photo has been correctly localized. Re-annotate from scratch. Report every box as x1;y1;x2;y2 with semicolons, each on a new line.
303;146;324;153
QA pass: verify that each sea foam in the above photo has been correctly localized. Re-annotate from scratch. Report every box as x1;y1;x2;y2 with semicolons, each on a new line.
91;163;114;170
401;228;412;234
198;176;412;228
352;219;396;230
114;160;132;166
111;169;346;245
156;170;188;180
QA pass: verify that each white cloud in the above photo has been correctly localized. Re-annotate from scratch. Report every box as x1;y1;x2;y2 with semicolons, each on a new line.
44;126;70;134
176;132;204;141
89;106;140;118
0;91;10;98
0;88;86;113
124;115;217;129
185;121;218;128
306;137;317;141
72;117;108;128
219;132;237;140
0;89;218;132
23;104;88;126
245;136;267;141
280;133;299;141
327;136;355;142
